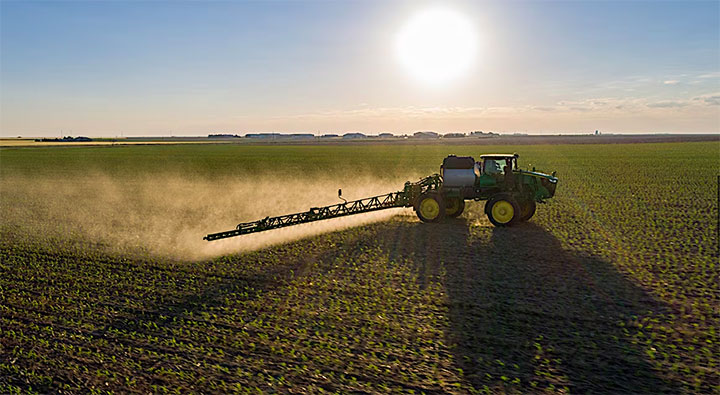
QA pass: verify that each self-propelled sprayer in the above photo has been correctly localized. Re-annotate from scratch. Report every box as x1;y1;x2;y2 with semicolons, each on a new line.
204;154;558;241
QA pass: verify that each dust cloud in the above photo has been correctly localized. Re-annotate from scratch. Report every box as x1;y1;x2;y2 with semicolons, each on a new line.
0;172;413;260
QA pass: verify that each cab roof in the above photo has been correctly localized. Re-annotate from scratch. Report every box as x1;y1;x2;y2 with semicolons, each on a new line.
479;153;518;159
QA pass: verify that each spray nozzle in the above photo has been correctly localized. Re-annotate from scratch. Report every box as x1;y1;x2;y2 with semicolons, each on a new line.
338;188;347;204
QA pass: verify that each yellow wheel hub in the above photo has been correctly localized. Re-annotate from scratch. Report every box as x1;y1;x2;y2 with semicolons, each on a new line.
491;200;514;224
419;198;440;219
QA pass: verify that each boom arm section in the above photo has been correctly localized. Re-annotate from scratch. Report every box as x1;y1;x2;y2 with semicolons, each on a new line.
203;175;440;241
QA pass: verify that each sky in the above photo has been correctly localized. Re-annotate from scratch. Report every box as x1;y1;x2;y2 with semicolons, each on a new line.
1;0;718;136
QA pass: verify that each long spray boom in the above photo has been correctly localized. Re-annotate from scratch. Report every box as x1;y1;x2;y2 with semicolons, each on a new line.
203;175;441;241
204;192;404;241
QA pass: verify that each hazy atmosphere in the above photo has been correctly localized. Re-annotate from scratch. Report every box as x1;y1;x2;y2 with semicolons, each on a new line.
1;0;718;136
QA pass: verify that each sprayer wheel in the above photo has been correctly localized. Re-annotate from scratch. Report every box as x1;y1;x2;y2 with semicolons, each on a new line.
485;193;520;227
446;197;465;218
518;199;537;222
416;192;446;223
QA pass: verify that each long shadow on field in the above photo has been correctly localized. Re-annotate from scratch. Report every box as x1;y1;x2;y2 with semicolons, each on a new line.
374;219;676;393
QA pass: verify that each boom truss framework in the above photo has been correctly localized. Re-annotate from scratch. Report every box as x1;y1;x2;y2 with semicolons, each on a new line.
204;192;405;241
204;175;441;241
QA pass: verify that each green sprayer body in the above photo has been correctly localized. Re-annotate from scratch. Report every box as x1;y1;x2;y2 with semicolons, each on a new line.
204;154;558;241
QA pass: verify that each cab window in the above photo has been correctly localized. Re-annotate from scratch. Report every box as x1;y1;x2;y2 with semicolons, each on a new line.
483;159;502;175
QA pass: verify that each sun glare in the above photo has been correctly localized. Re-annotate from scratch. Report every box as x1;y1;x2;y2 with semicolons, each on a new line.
396;8;477;85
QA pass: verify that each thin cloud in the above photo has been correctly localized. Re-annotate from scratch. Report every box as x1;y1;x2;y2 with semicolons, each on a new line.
647;101;688;108
697;72;720;79
692;93;720;106
278;96;712;124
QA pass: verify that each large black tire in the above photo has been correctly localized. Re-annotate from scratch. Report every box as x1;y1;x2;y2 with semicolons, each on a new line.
446;197;465;218
518;199;537;222
415;192;446;223
485;193;520;227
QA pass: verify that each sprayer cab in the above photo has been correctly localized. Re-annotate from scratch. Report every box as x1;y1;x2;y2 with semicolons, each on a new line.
479;153;518;174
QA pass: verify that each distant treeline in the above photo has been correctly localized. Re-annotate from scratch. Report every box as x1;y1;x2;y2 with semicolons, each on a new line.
209;131;499;140
35;136;93;142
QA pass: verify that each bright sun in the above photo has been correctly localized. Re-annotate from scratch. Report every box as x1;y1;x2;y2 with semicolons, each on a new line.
396;8;477;85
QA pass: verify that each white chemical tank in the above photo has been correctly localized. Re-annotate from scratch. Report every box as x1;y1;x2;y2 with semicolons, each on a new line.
441;155;480;187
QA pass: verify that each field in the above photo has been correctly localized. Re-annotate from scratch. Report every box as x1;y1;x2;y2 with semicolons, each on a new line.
1;141;718;393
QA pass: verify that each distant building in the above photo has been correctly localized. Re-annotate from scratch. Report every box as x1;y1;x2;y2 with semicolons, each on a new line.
378;133;394;138
321;134;339;138
208;134;241;138
245;133;281;139
287;134;315;140
413;131;439;139
470;131;498;137
342;132;367;139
